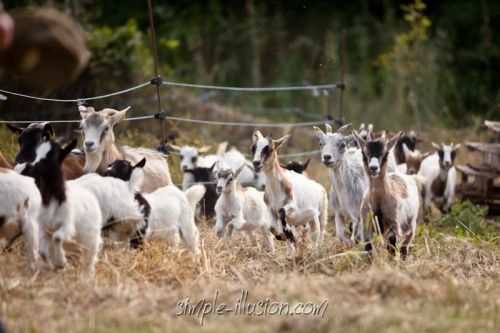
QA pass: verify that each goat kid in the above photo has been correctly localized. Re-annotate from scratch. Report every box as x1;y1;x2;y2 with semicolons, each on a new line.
79;105;172;192
396;143;431;175
8;122;84;179
252;130;328;255
418;142;460;213
214;165;274;251
183;163;219;220
0;168;40;271
314;123;368;242
106;159;203;253
354;131;420;258
29;139;102;274
72;160;146;248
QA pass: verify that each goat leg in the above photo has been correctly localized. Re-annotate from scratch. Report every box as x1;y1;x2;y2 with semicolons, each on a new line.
278;208;295;243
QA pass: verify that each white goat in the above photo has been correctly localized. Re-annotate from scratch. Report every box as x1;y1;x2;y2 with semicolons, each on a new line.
79;105;172;193
29;139;102;274
418;142;460;213
0;168;40;272
170;143;259;190
72;163;146;247
251;130;328;255
354;131;421;258
313;123;368;242
168;143;224;191
105;159;204;253
214;165;274;251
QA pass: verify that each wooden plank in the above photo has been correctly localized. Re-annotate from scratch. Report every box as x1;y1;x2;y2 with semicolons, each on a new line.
484;120;500;134
465;142;500;153
456;164;500;178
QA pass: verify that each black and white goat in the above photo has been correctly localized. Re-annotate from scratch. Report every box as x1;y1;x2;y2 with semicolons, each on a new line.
27;139;103;274
106;160;203;253
252;130;328;254
418;142;460;213
354;131;421;258
183;163;219;220
0;168;40;271
169;143;260;190
8;122;84;179
280;158;311;175
214;165;274;251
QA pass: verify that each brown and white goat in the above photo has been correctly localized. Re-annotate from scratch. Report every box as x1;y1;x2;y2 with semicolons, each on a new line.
78;106;172;193
418;142;460;213
251;130;328;254
8;122;84;179
354;131;421;258
397;143;431;175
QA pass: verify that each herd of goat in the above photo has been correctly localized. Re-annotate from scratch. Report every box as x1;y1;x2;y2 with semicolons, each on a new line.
0;106;461;274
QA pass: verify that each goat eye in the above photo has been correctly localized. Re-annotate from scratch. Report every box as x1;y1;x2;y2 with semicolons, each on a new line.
340;142;346;148
262;146;269;154
103;126;109;132
192;156;197;163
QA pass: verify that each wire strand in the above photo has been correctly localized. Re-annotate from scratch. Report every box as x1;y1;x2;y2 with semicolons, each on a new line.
0;81;151;103
162;81;339;92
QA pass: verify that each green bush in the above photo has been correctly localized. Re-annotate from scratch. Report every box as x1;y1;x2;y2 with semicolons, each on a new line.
438;201;495;240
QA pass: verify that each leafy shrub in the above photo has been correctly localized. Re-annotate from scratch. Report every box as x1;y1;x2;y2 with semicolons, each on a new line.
438;200;495;239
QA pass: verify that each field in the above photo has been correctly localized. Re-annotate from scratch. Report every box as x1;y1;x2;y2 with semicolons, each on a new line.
0;105;499;333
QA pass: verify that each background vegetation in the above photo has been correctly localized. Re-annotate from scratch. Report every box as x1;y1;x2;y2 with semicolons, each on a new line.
1;0;499;130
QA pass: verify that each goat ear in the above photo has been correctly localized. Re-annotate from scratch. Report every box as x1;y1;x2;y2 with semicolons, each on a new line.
60;139;78;162
431;142;441;150
359;123;365;130
166;143;181;153
325;123;333;133
379;130;386;141
313;126;325;140
337;123;352;135
234;163;245;178
274;134;291;149
198;145;212;154
252;129;264;143
352;130;366;147
40;122;55;139
367;124;374;132
453;143;462;151
302;158;311;171
402;143;411;156
109;106;130;125
79;106;93;119
7;124;24;134
134;158;146;169
387;131;403;151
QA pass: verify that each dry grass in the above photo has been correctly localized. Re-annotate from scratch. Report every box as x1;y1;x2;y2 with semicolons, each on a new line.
1;221;498;333
1;100;499;332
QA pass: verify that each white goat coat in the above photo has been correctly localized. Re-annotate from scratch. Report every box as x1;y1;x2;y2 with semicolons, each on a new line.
215;185;273;250
0;169;40;271
144;185;201;253
38;182;102;273
418;153;456;210
327;148;368;241
72;173;144;240
266;169;328;233
221;149;257;187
